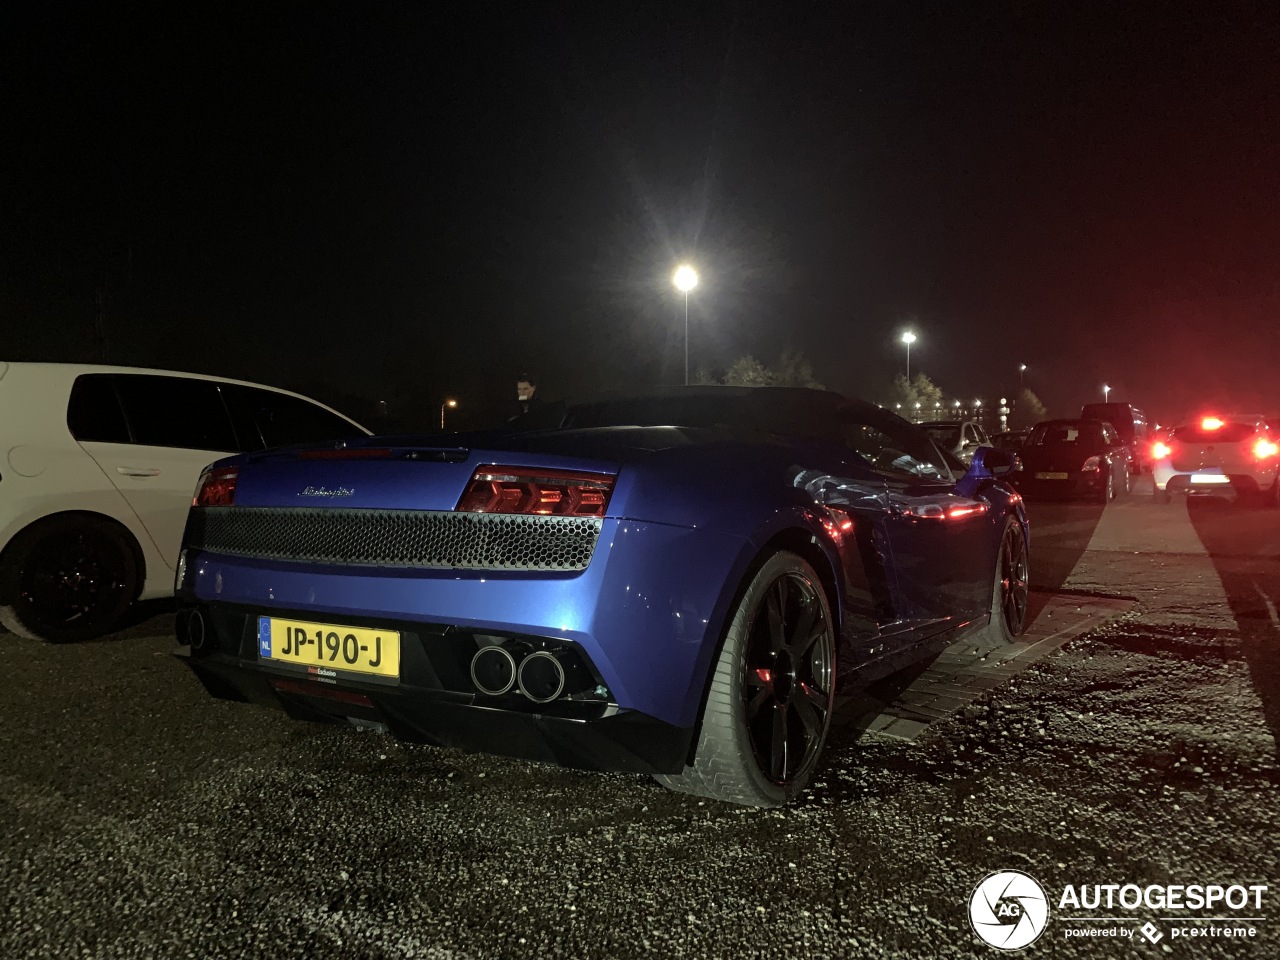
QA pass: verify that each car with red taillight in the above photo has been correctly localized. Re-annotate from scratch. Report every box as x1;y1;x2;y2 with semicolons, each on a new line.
1012;418;1131;502
174;386;1031;808
1151;415;1279;505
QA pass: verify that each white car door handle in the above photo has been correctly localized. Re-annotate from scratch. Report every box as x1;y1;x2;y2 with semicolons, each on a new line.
116;466;161;477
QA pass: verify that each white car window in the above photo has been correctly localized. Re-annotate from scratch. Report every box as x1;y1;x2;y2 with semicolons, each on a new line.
114;375;238;451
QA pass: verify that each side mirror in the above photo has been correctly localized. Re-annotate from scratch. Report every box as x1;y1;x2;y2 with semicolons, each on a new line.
955;445;1020;497
981;446;1020;476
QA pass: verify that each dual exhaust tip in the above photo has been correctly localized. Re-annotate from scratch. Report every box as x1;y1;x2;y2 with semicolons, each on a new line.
177;608;209;651
470;645;571;703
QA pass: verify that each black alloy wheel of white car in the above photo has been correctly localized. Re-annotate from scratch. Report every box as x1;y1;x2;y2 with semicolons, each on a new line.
0;516;138;643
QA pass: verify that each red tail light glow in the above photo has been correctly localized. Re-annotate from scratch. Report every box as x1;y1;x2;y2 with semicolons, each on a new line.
1201;417;1225;431
1254;438;1279;459
193;467;238;507
1152;441;1172;460
902;501;989;520
456;466;615;517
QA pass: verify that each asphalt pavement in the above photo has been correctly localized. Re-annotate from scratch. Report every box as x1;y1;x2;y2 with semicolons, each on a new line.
2;476;1278;959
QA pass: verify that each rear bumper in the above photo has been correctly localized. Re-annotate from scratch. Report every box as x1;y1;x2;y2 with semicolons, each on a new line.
1156;472;1267;496
1013;472;1107;498
177;517;754;728
176;644;695;775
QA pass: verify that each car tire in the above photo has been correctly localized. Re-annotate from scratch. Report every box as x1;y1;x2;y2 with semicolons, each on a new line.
989;516;1030;644
1260;477;1279;509
654;551;836;808
0;516;139;643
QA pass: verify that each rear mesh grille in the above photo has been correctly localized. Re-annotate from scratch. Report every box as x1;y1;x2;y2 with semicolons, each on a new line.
186;507;602;571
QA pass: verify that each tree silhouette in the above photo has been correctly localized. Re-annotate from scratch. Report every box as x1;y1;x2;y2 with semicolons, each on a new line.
893;372;944;419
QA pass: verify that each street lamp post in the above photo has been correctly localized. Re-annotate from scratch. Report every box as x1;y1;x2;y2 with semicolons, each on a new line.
1019;364;1027;390
1103;384;1111;402
673;264;699;386
440;398;457;430
901;331;917;382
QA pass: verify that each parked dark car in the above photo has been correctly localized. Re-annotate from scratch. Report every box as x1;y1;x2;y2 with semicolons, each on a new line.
175;387;1029;808
1079;401;1153;472
1015;418;1131;502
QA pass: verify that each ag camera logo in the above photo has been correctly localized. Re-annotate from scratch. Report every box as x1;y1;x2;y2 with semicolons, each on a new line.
969;870;1049;950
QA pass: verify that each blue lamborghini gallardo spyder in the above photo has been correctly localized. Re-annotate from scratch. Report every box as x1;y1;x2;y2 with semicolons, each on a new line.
176;387;1029;807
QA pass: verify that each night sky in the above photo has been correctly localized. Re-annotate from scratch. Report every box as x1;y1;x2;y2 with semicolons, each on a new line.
4;2;1278;430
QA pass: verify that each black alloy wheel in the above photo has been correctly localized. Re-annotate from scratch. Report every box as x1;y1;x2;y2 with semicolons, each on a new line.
655;551;837;807
740;572;834;785
996;520;1029;640
0;522;136;643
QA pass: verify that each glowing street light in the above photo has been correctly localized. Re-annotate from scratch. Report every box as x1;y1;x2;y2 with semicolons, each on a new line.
440;398;457;430
900;331;917;382
1019;364;1027;389
673;264;699;386
1103;384;1111;402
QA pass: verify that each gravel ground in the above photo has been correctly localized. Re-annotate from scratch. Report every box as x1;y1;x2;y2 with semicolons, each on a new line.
2;486;1277;959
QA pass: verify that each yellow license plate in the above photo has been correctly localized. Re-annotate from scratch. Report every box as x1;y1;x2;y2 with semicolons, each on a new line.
258;617;400;679
1036;472;1069;480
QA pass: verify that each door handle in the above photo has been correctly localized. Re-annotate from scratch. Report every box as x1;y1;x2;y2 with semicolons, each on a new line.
116;466;161;477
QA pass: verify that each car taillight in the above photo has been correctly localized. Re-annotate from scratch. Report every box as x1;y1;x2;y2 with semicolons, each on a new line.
1081;456;1101;472
456;466;615;517
1254;438;1280;459
1152;441;1172;460
193;467;238;507
1201;416;1224;431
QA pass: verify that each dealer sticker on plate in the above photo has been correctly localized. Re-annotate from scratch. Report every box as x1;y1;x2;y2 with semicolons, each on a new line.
257;617;401;679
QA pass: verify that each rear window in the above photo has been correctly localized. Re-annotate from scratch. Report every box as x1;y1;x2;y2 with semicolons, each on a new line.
923;425;962;447
1171;422;1257;444
222;384;365;450
562;393;845;442
1027;422;1104;446
113;374;238;451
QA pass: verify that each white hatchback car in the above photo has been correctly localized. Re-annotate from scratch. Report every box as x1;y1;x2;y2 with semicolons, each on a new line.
1151;415;1279;505
0;362;370;641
